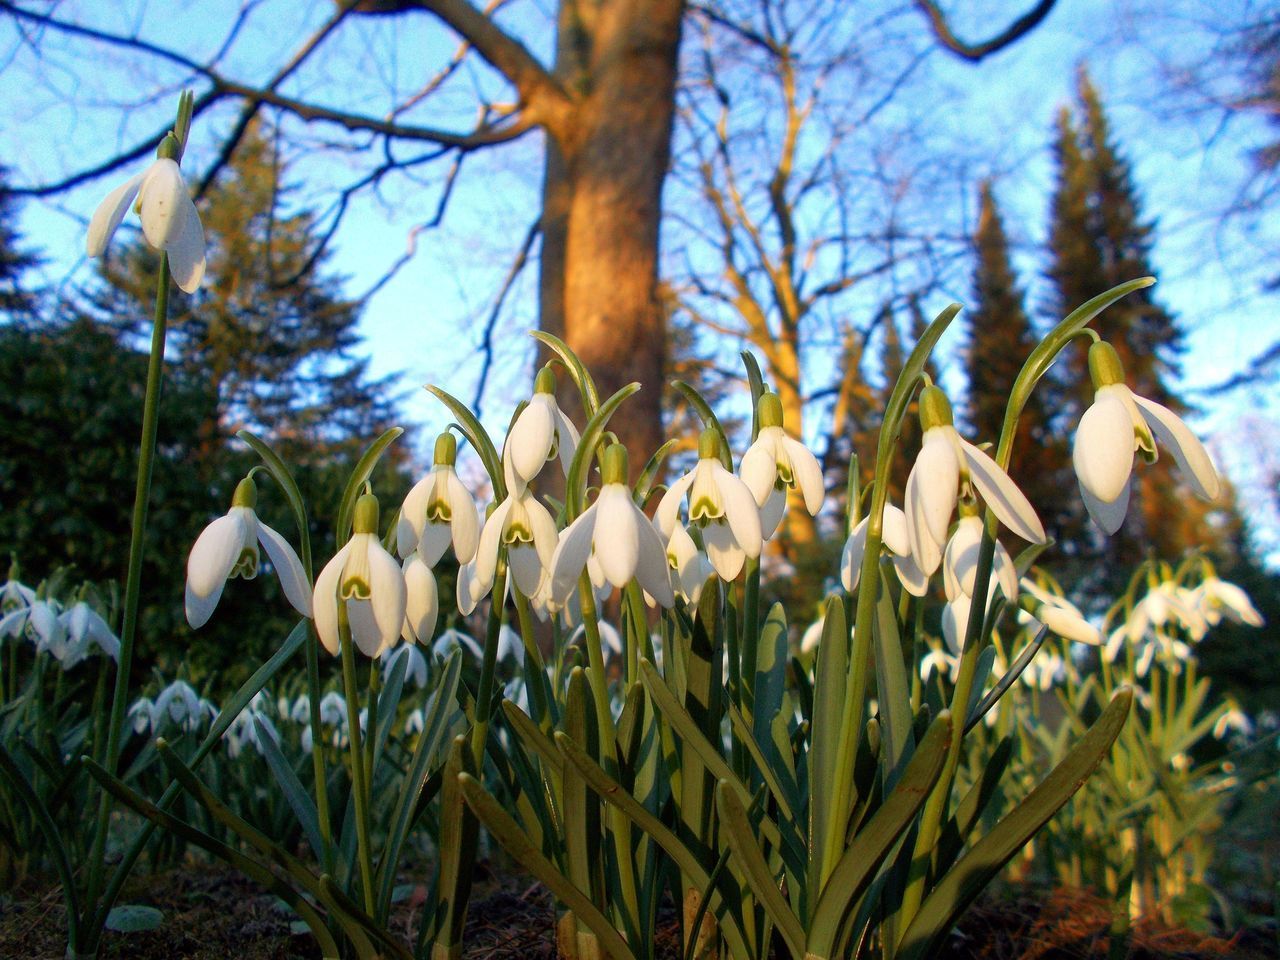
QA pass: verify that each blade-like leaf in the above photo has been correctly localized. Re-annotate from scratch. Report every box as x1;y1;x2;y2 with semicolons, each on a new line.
254;715;325;863
530;330;600;416
425;386;505;499
670;380;733;470
335;427;404;543
564;382;641;518
965;627;1049;734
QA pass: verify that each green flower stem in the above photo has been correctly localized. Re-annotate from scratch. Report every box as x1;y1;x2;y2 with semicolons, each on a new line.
338;602;376;915
84;253;171;929
470;566;508;769
365;654;381;787
740;555;761;716
513;589;553;731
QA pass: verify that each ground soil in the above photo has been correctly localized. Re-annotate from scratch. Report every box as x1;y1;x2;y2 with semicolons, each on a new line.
0;866;1274;959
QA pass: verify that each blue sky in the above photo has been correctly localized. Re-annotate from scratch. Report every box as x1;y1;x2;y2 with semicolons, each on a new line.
3;0;1276;558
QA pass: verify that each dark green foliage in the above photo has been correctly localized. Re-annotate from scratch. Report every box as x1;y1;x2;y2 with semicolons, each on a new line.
0;167;38;318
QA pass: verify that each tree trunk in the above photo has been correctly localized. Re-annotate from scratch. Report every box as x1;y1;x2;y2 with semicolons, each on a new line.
540;0;685;478
771;331;818;548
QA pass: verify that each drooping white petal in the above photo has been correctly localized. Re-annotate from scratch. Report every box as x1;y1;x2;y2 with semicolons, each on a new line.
892;552;930;598
959;438;1045;544
506;398;556;487
840;518;868;592
783;436;825;515
138;159;191;250
943;516;984;602
631;508;674;608
739;432;781;506
256;520;313;618
526;494;560;573
703;521;747;580
905;431;958;575
186;512;248;628
549;503;600;605
313;544;351;655
86;171;145;257
714;463;763;560
165;192;206;293
551;405;581;477
446;472;480;563
1073;390;1136;504
942;595;970;655
593;486;641;588
1205;578;1263;627
1080;480;1130;535
402;556;439;645
1039;602;1101;645
759;487;787;540
881;504;912;558
397;475;433;558
347;541;406;657
419;521;453;567
1131;394;1221;501
654;471;696;539
472;500;511;594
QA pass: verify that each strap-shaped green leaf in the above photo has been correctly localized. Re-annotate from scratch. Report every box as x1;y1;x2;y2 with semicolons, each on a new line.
237;429;312;575
965;626;1048;734
807;595;849;905
670;380;734;470
873;571;913;791
432;735;480;953
741;351;767;440
716;780;805;958
335;427;404;543
633;438;677;507
253;715;325;863
530;330;600;416
806;712;953;959
932;736;1013;879
502;699;565;775
895;688;1133;960
458;772;637;960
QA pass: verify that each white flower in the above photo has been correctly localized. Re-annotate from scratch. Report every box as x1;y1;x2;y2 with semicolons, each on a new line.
569;620;623;660
549;446;673;608
155;680;205;731
800;617;825;655
920;637;960;684
840;504;929;597
86;154;206;293
738;394;825;540
665;523;715;607
468;487;559;602
1019;579;1100;646
656;430;763;581
397;433;479;565
433;628;485;661
1196;576;1264;628
404;708;426;736
1213;703;1252;740
497;624;525;663
0;599;63;652
318;691;347;728
943;516;1019;607
904;387;1044;577
128;697;156;735
290;694;312;724
400;554;439;646
313;494;407;658
1019;650;1065;691
185;478;312;629
59;602;121;663
383;642;429;689
503;371;580;492
1072;342;1219;534
0;575;35;633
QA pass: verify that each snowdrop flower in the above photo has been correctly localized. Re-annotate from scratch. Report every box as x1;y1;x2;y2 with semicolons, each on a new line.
1127;580;1205;644
383;642;429;689
1213;703;1252;740
469;484;559;601
318;691;347;728
397;432;479;565
1019;650;1065;691
314;493;406;658
401;553;439;646
503;367;580;492
128;697;156;735
943;516;1018;607
656;429;763;581
404;708;426;737
289;694;312;725
665;523;715;607
905;386;1045;577
1073;341;1220;534
1196;576;1264;628
920;637;960;684
569;620;623;660
0;598;63;652
739;393;825;540
841;503;929;597
59;601;121;663
224;708;279;759
185;477;312;629
1018;579;1100;646
549;444;673;608
86;139;206;294
0;570;34;626
433;628;484;661
497;624;526;664
155;680;205;731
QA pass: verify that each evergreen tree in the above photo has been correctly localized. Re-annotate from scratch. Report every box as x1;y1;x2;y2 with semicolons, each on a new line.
1046;68;1221;568
965;182;1079;555
0;168;39;317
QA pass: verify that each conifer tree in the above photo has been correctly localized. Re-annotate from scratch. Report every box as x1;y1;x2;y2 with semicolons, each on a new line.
1046;68;1220;566
0;169;38;317
965;182;1078;553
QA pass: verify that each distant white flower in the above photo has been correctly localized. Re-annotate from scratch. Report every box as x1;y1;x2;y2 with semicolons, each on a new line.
383;642;429;689
1019;579;1100;646
1072;341;1219;534
656;429;762;581
0;599;63;652
1213;703;1253;740
569;620;623;660
404;708;426;737
400;554;439;646
128;697;156;735
433;628;484;661
904;386;1044;577
314;494;406;658
224;707;279;759
503;369;579;492
841;503;929;597
397;433;479;565
1127;581;1205;644
0;575;34;634
739;394;825;540
920;637;960;684
289;694;312;725
155;680;207;732
800;617;825;655
497;624;525;664
1196;576;1264;628
185;478;311;629
549;444;673;608
59;602;121;663
86;153;206;293
1019;650;1065;691
318;691;347;728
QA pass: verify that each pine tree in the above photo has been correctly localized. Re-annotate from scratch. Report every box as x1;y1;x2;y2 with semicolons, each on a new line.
0;168;39;317
965;182;1078;553
1046;68;1220;567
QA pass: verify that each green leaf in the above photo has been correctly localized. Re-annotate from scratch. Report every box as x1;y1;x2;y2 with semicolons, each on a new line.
335;426;404;543
633;438;677;507
458;772;638;960
105;905;164;933
742;351;767;440
670;380;734;470
530;330;600;416
807;595;849;902
872;571;913;791
425;385;506;499
254;715;325;864
896;689;1134;960
236;429;311;574
965;626;1049;734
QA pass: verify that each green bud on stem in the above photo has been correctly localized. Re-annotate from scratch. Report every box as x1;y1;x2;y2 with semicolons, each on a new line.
156;133;181;162
352;493;380;536
698;427;721;461
434;431;457;467
1088;340;1126;389
534;366;556;396
918;384;954;431
602;443;629;486
758;392;784;429
231;476;257;509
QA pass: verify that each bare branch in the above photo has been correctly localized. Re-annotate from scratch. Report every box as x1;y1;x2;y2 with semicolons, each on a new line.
473;219;541;413
912;0;1057;62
